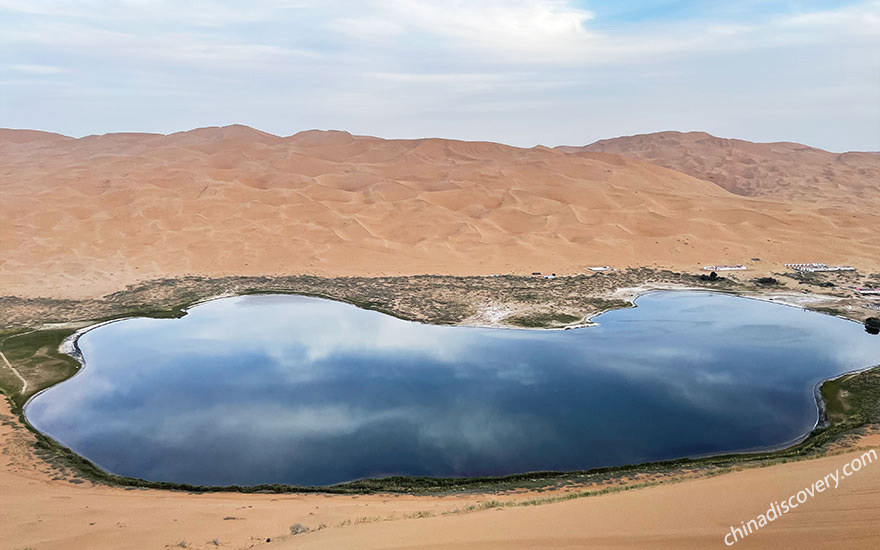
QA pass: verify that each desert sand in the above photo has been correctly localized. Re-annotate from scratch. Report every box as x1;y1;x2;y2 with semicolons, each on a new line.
565;130;880;207
2;398;879;550
278;445;880;550
3;126;880;550
2;126;879;298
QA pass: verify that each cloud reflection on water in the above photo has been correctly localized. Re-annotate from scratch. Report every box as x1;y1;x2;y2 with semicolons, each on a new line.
25;292;880;486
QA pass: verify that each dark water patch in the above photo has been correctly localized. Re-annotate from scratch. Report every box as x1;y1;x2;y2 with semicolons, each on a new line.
25;292;880;486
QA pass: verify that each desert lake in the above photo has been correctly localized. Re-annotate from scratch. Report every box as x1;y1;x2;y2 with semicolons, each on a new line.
24;292;880;486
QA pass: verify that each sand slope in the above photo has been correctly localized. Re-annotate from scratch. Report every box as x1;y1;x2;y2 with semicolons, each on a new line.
2;126;879;297
279;447;880;550
563;131;880;208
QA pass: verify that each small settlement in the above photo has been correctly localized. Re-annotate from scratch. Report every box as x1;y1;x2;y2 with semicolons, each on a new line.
702;264;748;271
785;262;855;273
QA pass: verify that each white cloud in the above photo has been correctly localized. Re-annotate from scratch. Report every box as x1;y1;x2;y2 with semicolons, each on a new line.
0;21;319;72
0;0;310;26
355;0;596;61
320;1;880;65
8;63;68;74
326;16;405;40
0;0;877;150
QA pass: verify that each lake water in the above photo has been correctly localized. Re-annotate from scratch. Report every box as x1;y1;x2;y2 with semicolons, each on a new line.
25;292;880;486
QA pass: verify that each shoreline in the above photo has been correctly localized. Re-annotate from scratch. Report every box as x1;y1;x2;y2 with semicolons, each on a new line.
13;363;876;495
12;287;880;494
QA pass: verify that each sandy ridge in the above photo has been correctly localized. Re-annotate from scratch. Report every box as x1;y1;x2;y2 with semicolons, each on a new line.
3;125;880;549
565;130;880;208
2;126;879;299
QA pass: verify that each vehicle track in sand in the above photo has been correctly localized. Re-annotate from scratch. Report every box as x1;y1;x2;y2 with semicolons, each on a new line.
0;350;27;394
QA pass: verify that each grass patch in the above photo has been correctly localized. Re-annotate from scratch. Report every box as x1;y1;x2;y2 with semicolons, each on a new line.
820;375;849;424
0;304;193;408
810;306;847;317
826;368;880;425
1;328;79;409
507;312;581;328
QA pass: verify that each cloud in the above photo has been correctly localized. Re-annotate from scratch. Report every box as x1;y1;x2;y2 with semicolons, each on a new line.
0;0;877;151
0;0;310;26
323;1;879;65
326;16;406;40
343;0;596;61
0;21;318;71
8;63;68;74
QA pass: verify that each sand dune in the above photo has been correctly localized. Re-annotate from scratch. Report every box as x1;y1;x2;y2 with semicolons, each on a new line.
562;131;880;209
3;126;880;550
2;126;879;298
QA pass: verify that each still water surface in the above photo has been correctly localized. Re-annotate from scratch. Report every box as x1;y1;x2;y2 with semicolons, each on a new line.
25;292;880;486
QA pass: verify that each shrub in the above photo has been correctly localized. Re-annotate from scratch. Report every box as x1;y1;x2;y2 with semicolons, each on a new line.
290;523;310;535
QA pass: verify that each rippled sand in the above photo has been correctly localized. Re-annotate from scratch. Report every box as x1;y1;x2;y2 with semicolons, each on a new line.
2;126;878;298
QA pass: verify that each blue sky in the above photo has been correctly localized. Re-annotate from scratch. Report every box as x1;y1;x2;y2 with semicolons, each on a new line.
1;0;878;151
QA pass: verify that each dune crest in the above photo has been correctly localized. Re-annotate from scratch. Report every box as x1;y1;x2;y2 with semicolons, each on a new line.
1;126;878;298
562;130;880;208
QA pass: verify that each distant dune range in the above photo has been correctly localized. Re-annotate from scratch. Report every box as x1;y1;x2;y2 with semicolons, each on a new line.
561;131;880;208
1;126;879;298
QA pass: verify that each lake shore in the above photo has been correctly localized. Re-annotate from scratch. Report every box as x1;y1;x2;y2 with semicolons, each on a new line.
3;269;877;409
0;278;877;491
2;272;880;549
2;376;879;549
30;290;876;484
14;357;879;494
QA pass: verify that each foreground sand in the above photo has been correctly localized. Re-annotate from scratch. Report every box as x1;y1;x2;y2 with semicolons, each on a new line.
2;399;879;550
278;445;880;550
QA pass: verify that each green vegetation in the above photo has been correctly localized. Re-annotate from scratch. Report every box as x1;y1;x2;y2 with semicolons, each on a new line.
780;268;863;291
811;306;847;317
1;328;79;409
582;298;633;311
0;300;193;409
507;312;582;328
781;271;830;287
505;297;629;328
819;367;880;431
